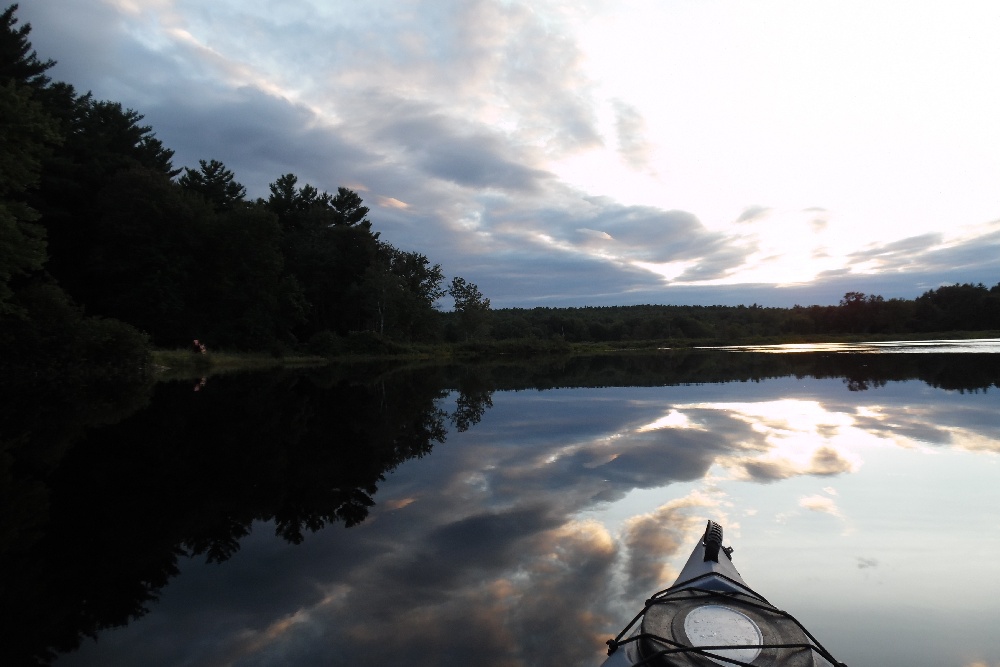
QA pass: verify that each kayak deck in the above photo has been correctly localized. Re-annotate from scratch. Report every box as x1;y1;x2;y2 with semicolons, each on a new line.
602;521;846;667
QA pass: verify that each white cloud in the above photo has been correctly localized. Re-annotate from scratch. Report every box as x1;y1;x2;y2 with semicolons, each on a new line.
798;494;842;518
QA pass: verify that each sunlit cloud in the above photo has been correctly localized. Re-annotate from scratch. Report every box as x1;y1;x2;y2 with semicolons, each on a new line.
377;196;409;210
685;400;865;482
951;433;1000;454
384;497;418;510
799;494;842;518
636;410;702;432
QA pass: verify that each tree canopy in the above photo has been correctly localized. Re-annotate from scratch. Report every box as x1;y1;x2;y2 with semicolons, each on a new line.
179;159;246;212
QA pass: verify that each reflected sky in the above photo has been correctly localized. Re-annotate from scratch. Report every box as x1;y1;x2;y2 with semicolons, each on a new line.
57;374;1000;667
702;337;1000;354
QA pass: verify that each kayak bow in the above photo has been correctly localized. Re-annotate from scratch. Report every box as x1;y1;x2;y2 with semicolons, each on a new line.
602;521;846;667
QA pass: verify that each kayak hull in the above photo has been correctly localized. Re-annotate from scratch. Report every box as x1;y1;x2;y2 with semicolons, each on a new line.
600;521;844;667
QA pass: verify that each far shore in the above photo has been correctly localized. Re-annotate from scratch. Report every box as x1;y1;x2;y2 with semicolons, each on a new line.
151;329;1000;380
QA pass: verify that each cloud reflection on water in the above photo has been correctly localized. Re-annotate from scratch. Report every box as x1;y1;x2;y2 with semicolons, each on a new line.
57;377;1000;667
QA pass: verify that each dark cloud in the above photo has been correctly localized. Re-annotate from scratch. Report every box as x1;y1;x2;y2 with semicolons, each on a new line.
917;228;1000;272
675;245;755;282
852;410;953;445
360;101;553;191
413;505;562;582
840;228;1000;282
849;233;944;264
621;507;702;602
144;86;377;195
737;445;856;483
810;446;855;475
591;429;730;488
740;460;793;482
481;198;740;267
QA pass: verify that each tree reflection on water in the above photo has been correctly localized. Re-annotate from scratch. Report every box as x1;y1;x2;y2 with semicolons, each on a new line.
1;366;460;665
2;349;999;665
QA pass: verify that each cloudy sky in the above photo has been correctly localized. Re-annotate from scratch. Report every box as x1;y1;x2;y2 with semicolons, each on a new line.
21;0;1000;307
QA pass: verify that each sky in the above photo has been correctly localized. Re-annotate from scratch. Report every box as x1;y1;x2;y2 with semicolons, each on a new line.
19;0;1000;308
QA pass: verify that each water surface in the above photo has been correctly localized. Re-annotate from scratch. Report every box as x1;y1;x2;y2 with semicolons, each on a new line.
4;344;999;667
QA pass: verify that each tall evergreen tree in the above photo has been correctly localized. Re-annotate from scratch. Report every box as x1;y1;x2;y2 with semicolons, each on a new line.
0;80;58;313
179;159;246;212
0;4;149;376
0;4;59;314
38;95;180;304
264;175;381;338
0;4;53;88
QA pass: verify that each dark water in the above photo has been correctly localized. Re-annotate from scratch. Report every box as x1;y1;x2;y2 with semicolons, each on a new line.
4;344;1000;667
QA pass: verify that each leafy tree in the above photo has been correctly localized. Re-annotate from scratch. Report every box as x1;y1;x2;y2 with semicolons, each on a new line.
835;291;885;333
449;276;490;340
914;283;997;332
366;242;445;340
0;5;59;314
178;158;246;212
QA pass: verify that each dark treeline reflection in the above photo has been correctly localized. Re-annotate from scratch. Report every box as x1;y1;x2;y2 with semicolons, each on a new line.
3;350;999;664
436;349;1000;393
1;366;455;665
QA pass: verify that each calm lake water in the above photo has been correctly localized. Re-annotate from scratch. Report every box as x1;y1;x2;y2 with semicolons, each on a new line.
4;341;1000;667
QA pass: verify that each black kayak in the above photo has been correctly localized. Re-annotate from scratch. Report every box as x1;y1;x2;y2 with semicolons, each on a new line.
601;521;846;667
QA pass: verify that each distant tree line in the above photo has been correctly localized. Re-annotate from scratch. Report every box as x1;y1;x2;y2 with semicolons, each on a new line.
0;4;489;377
485;284;1000;344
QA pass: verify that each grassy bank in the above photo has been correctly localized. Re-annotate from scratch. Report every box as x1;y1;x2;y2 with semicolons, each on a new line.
152;330;1000;379
151;348;330;380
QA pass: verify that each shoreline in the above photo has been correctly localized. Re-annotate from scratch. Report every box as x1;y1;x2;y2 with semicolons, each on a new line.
149;330;1000;379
